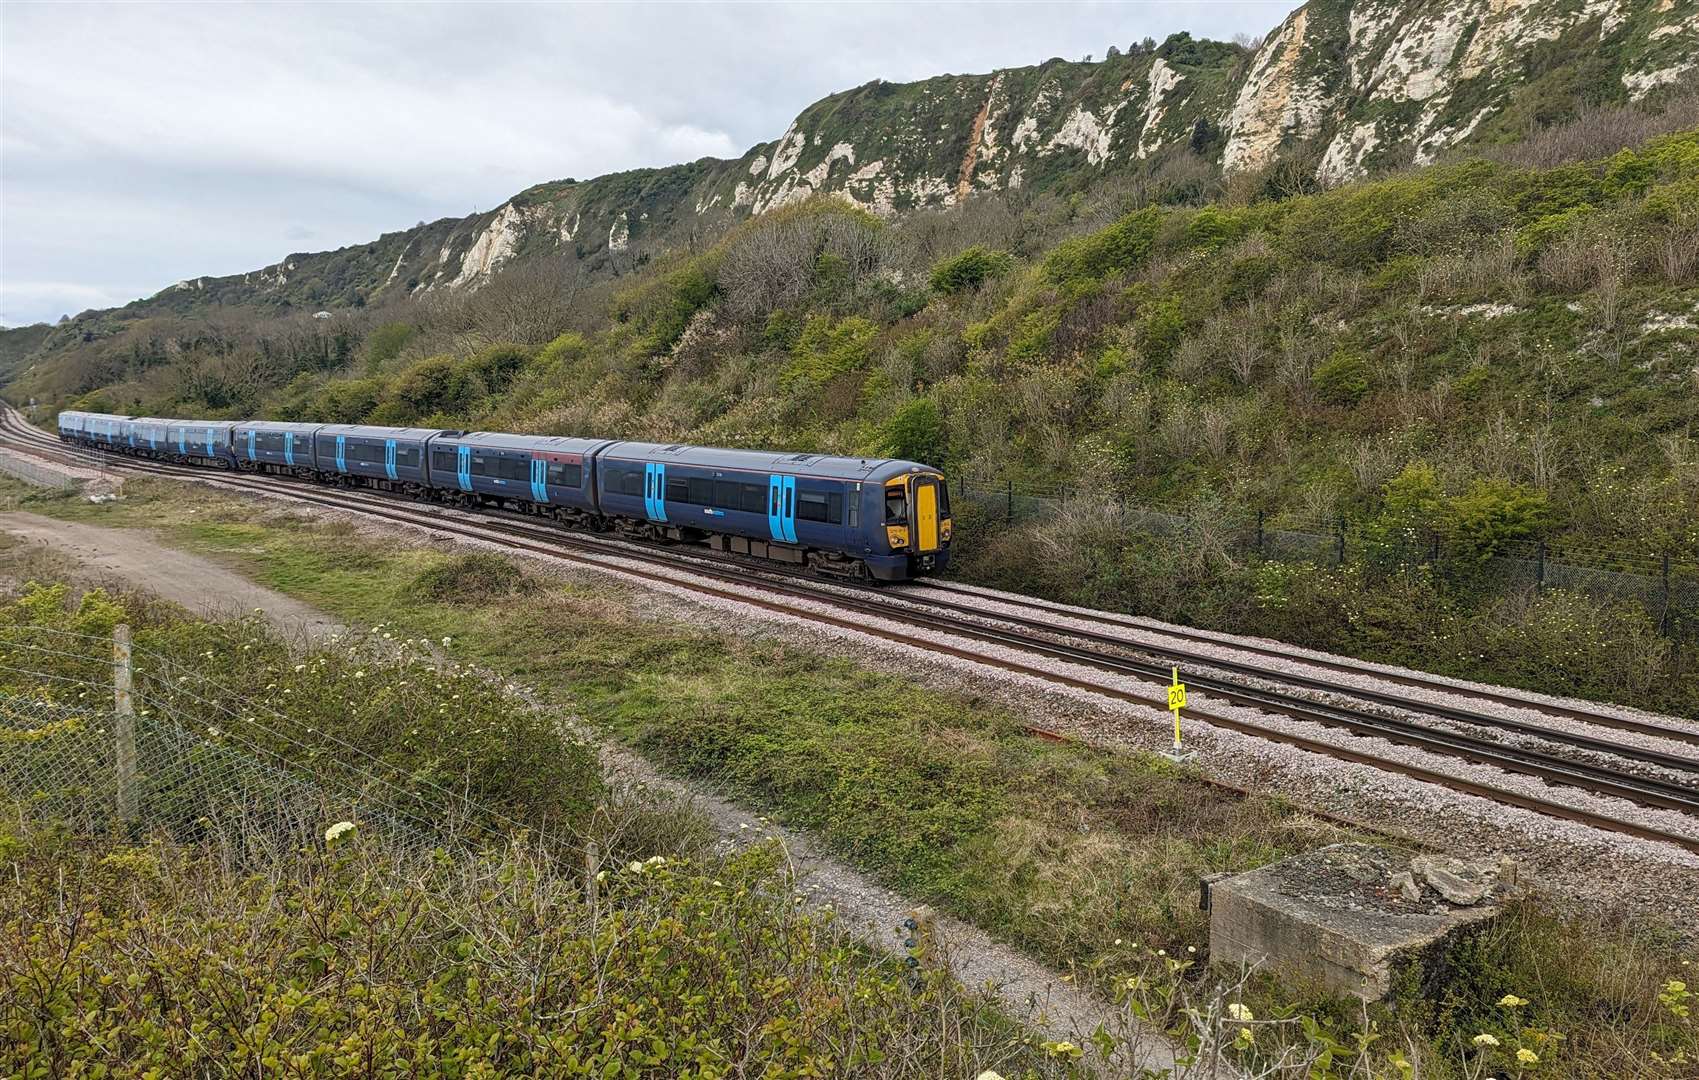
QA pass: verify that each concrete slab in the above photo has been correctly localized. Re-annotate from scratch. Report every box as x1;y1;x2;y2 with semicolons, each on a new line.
1207;843;1505;1001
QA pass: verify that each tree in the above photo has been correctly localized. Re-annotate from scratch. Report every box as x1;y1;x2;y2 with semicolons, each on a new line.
929;246;1014;295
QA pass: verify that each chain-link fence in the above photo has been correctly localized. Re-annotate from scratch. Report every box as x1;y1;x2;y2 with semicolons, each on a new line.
0;626;532;856
953;476;1699;642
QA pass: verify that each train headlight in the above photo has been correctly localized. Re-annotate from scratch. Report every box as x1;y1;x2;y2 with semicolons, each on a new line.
886;526;908;549
941;518;952;542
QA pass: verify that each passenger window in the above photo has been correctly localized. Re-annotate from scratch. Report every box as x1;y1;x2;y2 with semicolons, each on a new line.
828;493;843;524
848;491;859;528
620;470;644;496
884;490;908;525
714;479;740;509
399;448;420;468
665;477;688;502
741;484;765;513
687;477;713;505
547;462;582;488
798;492;829;523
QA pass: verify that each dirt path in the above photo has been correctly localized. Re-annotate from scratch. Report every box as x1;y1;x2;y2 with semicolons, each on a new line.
0;511;344;640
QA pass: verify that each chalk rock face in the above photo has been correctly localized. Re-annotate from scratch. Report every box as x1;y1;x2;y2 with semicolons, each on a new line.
100;0;1697;322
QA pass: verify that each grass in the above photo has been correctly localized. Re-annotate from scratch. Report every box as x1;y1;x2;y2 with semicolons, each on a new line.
4;474;1696;1077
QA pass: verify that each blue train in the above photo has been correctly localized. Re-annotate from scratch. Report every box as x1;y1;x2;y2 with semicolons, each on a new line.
55;411;951;581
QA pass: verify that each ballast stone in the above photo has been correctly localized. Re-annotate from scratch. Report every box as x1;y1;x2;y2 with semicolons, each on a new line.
1207;843;1508;1001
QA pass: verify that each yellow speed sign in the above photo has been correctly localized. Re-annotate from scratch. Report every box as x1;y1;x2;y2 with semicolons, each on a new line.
1168;683;1187;711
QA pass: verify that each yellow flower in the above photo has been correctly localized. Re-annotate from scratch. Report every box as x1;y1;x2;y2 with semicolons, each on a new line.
975;1073;1006;1080
1226;1002;1254;1022
1473;1033;1500;1047
1498;993;1530;1007
1516;1048;1539;1065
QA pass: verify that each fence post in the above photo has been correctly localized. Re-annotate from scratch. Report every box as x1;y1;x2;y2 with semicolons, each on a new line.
113;623;137;827
1536;542;1547;595
1335;515;1346;566
1660;554;1672;637
1256;509;1265;553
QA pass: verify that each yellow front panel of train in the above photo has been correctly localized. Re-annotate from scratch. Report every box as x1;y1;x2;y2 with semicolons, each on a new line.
915;479;939;552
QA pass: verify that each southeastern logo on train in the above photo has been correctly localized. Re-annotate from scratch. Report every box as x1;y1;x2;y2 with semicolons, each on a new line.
880;469;951;575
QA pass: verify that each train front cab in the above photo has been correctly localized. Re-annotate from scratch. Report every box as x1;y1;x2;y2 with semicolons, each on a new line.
865;469;952;581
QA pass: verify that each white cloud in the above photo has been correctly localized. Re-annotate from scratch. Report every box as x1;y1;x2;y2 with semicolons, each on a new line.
1;1;1282;326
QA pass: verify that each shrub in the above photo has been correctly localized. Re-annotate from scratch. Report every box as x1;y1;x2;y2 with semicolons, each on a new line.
1311;349;1371;405
1446;479;1554;559
929;246;1014;294
408;552;535;605
1044;206;1163;284
785;315;878;386
880;397;949;465
364;321;416;366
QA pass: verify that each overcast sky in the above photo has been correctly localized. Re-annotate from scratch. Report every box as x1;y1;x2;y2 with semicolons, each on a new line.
1;1;1287;327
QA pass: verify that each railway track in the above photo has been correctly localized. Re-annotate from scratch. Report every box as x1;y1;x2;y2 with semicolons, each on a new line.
4;409;1697;855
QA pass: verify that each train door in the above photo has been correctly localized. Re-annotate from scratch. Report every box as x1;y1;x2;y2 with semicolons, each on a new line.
912;475;941;553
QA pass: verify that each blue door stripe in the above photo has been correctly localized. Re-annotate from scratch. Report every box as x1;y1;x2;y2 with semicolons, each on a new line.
457;445;471;491
385;439;397;480
205;429;216;456
767;475;784;542
246;431;256;461
284;432;295;467
530;458;549;504
335;435;346;472
782;476;797;543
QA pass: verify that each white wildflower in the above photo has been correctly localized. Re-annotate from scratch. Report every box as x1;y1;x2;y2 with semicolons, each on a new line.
324;821;356;844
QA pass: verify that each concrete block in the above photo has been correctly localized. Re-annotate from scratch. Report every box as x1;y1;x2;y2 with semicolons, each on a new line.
1207;843;1504;1001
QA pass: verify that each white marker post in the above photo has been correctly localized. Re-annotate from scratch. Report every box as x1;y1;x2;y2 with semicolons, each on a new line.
1164;666;1195;763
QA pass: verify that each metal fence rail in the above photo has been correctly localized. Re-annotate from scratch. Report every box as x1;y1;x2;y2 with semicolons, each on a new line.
953;477;1699;641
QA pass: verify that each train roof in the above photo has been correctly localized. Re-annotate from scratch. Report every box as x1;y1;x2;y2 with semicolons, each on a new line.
600;441;938;483
435;431;613;455
232;420;326;434
164;418;237;429
316;424;448;441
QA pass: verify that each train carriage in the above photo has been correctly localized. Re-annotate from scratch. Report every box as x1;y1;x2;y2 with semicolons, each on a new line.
313;424;437;494
125;417;172;455
55;411;85;442
594;442;950;580
423;431;611;521
163;419;236;467
76;412;129;449
231;420;324;476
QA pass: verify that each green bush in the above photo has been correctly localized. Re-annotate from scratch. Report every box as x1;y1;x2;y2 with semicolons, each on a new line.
1311;350;1371;405
1045;206;1162;284
408;552;535;605
880;397;948;465
784;315;877;386
364;321;416;366
1446;479;1554;559
929;246;1014;294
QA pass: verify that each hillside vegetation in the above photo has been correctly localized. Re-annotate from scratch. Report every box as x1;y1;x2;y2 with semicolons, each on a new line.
24;124;1699;555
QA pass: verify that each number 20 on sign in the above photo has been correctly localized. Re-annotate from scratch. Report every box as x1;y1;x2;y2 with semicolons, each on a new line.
1165;667;1194;762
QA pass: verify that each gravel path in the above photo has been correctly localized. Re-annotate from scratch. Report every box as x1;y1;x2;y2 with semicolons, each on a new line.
0;509;344;641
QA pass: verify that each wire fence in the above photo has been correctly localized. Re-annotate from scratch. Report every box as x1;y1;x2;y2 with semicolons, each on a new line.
0;451;77;490
953;476;1699;642
0;625;533;857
